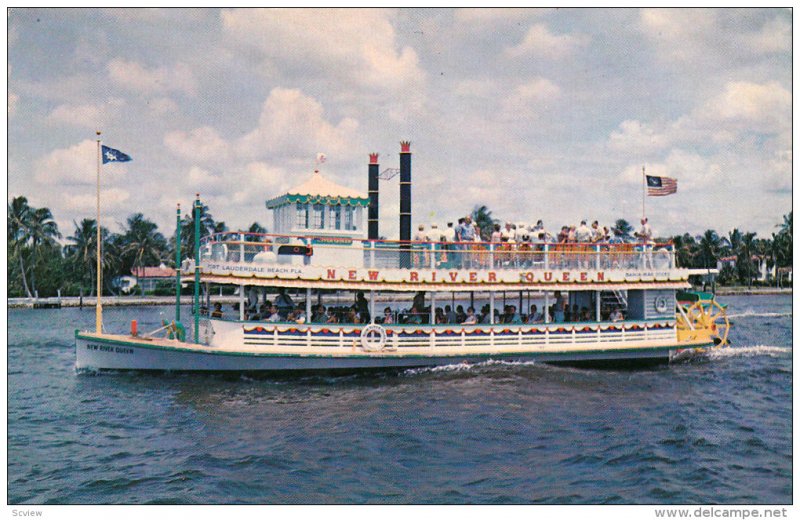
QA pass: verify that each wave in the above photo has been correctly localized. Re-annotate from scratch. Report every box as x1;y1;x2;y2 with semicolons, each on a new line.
726;311;792;319
707;345;791;359
403;359;538;376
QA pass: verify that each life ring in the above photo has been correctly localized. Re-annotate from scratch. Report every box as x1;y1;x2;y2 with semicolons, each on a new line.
360;324;387;352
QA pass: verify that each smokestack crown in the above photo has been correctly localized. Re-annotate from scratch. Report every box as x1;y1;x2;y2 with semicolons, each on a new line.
400;141;411;153
369;153;379;164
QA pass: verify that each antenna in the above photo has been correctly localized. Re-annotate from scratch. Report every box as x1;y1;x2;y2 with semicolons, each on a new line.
378;167;400;180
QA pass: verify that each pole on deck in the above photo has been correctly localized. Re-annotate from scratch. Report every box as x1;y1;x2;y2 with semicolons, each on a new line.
193;194;201;344
175;203;181;322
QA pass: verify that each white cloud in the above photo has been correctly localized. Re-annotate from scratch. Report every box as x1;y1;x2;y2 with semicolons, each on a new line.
220;9;425;96
164;126;231;164
500;78;561;120
505;23;589;59
454;8;546;25
47;99;125;129
62;187;130;214
107;59;197;95
147;97;179;116
34;139;128;186
238;88;360;160
694;81;791;134
639;8;791;63
608;120;669;154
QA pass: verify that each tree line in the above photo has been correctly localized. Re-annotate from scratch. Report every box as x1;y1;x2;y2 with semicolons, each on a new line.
6;196;793;298
7;196;265;298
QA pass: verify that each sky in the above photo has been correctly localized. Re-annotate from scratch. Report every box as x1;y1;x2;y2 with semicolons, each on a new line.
7;8;792;242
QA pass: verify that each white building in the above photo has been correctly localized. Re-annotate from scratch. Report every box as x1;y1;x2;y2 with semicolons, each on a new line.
265;169;369;267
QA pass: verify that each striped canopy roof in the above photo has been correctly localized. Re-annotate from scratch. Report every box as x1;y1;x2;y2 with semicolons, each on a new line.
265;170;369;209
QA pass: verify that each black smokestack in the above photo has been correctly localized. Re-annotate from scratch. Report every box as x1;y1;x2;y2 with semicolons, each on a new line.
399;141;411;268
368;153;379;240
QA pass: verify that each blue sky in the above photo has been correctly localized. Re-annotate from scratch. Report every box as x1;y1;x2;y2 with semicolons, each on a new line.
8;8;792;241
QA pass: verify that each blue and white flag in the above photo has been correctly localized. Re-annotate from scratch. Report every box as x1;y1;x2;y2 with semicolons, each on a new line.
101;145;132;164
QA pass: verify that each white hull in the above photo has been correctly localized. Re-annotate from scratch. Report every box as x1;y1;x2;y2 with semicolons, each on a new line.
75;322;712;372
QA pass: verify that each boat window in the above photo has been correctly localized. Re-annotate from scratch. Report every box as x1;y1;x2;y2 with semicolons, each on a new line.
312;204;325;229
345;206;354;230
296;203;309;228
330;205;342;230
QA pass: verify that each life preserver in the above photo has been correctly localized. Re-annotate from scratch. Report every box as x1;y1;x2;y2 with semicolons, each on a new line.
360;324;387;352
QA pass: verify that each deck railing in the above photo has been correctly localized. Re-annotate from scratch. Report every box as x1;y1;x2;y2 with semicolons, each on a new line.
199;231;676;272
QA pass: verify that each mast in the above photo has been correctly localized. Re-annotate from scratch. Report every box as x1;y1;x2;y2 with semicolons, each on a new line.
95;131;102;333
175;203;181;322
193;194;201;344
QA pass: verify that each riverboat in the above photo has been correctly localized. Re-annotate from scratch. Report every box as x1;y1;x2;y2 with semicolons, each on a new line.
75;143;730;372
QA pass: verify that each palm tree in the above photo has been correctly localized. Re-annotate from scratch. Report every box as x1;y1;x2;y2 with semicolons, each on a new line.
670;233;697;268
27;207;61;296
779;212;792;237
614;219;634;240
471;205;497;241
725;228;742;258
739;232;757;289
698;229;721;269
121;213;168;291
66;218;105;296
248;222;267;234
8;196;33;297
181;202;217;257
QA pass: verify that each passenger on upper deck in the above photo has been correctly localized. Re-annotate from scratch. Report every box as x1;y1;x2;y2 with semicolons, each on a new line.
383;307;394;324
575;221;592;242
211;302;223;318
491;224;502;243
635;217;654;244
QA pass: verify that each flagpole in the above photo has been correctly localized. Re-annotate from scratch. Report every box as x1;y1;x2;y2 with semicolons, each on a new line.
641;165;646;221
96;131;103;333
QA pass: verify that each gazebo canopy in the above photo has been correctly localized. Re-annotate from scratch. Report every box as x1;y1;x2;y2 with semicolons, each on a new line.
265;170;369;209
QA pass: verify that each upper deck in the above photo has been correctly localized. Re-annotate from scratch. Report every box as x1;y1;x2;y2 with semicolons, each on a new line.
194;231;690;291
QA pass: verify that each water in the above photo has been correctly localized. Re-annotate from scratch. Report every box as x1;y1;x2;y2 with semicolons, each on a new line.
8;295;792;504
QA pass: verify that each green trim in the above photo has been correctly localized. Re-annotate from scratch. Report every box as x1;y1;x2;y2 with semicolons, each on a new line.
76;331;712;360
265;194;369;209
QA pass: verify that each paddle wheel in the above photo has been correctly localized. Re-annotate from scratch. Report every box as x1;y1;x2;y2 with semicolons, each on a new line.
675;291;730;347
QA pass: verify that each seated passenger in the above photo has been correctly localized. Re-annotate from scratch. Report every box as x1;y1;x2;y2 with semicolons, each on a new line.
266;305;281;322
610;308;624;322
455;305;466;324
462;307;478;325
407;306;422;325
210;302;224;318
383;307;395;325
527;304;543;324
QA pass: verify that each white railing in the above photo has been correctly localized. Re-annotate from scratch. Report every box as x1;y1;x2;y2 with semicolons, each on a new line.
232;320;677;351
200;232;676;272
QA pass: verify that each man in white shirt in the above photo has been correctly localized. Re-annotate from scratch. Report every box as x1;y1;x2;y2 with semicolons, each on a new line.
635;217;655;269
575;220;593;242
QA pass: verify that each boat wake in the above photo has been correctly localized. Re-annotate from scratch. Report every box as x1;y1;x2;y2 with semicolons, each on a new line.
725;311;792;319
403;359;538;376
707;345;791;359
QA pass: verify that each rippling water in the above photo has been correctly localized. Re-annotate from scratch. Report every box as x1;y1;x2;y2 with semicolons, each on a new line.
7;294;792;504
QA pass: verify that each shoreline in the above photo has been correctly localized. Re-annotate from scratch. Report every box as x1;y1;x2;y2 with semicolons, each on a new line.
8;287;792;309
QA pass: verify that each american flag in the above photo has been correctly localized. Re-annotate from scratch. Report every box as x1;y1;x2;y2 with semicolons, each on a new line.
646;175;677;196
